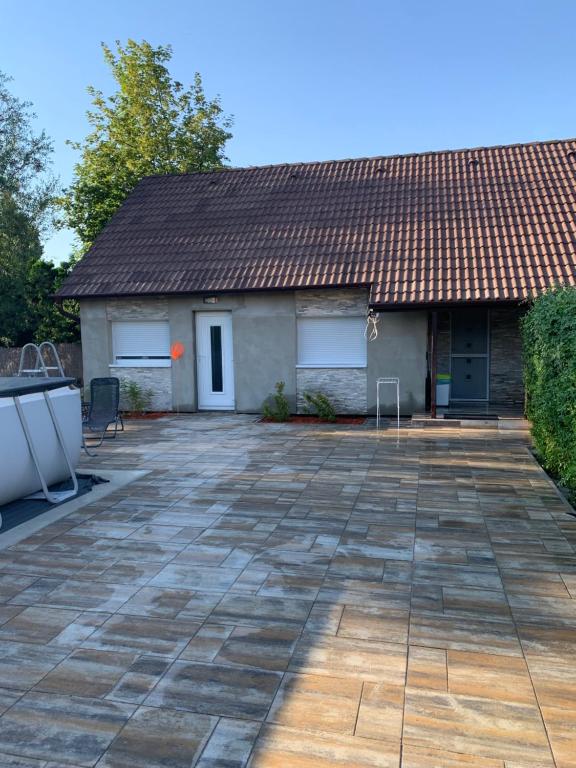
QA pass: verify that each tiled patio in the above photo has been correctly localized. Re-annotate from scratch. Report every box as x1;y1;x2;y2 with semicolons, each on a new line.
0;415;575;767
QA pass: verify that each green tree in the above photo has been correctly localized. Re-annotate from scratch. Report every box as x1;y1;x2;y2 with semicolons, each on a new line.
0;72;77;346
0;71;56;227
62;39;232;250
0;191;41;345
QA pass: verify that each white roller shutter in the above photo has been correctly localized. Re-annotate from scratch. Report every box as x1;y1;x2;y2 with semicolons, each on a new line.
112;321;171;366
297;317;367;367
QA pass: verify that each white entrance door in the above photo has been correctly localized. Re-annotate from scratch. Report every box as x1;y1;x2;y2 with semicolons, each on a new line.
196;312;235;410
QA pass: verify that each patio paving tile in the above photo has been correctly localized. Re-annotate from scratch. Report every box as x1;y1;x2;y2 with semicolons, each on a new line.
400;744;504;767
1;416;576;765
0;574;38;602
403;688;554;764
540;705;576;768
145;660;282;720
148;563;242;592
36;580;140;612
82;614;201;656
35;648;138;697
106;655;172;704
96;705;217;768
355;682;404;741
0;692;134;766
337;604;409;643
0;607;80;644
266;672;362;734
210;594;312;629
214;625;301;671
409;613;522;655
288;633;407;684
247;723;400;767
406;646;447;691
195;717;261;768
0;641;67;689
117;586;198;619
446;650;537;704
0;686;25;714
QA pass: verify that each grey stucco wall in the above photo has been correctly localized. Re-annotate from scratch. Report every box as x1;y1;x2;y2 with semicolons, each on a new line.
79;291;431;416
367;311;428;414
233;293;296;413
79;301;111;394
295;288;368;414
79;293;297;414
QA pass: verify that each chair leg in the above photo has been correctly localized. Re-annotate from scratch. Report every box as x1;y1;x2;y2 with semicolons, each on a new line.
118;414;124;432
82;435;97;457
95;429;106;447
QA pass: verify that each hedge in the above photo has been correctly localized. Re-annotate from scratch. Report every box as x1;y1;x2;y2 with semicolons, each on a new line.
521;286;576;491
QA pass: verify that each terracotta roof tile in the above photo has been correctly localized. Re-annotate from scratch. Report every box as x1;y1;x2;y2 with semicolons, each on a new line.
58;138;576;305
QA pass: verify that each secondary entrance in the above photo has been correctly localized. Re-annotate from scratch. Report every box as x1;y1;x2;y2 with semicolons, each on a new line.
450;309;489;401
196;312;235;410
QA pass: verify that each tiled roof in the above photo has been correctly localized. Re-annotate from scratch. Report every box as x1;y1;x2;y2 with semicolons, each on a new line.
58;138;576;306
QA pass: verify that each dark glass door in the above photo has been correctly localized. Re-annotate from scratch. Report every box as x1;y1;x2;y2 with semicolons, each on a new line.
450;309;489;400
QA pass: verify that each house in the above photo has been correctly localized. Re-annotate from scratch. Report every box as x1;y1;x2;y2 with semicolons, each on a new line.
57;138;576;416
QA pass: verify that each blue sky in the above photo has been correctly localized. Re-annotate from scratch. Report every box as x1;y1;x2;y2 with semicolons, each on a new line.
2;0;576;263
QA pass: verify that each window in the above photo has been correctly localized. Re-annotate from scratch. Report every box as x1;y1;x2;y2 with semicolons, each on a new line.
297;317;367;367
111;321;171;367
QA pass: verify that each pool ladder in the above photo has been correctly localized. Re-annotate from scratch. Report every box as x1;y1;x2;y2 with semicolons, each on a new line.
18;342;66;377
15;342;79;503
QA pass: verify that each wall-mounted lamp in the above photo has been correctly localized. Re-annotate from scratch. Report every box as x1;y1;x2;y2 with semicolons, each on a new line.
203;296;219;304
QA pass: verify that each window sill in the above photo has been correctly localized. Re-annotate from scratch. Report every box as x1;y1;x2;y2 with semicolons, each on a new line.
110;362;172;369
296;364;367;369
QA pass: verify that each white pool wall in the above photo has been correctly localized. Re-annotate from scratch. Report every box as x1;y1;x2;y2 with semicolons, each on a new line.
0;386;82;505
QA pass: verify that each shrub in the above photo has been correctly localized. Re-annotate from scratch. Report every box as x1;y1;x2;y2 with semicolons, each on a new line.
263;381;290;422
120;378;154;413
303;391;337;422
521;286;576;492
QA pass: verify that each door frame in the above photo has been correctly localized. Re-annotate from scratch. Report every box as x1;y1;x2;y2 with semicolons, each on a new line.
195;311;235;410
449;308;490;402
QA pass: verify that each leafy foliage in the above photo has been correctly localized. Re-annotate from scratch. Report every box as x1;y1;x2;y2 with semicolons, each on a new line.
0;71;56;228
62;40;232;250
521;286;576;492
0;71;76;346
263;381;291;422
120;378;154;413
0;191;41;344
0;191;78;346
303;391;337;422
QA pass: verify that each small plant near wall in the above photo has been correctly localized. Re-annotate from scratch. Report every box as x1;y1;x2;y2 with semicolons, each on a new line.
303;391;337;422
262;381;290;422
120;379;154;414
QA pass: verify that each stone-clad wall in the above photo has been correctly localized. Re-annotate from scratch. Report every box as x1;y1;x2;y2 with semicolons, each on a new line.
437;311;451;376
489;306;525;405
295;288;368;414
106;299;173;411
110;366;173;411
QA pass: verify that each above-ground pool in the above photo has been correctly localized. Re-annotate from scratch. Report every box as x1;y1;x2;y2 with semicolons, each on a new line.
0;378;81;507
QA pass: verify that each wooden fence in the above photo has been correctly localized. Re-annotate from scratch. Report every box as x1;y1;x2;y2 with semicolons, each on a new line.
0;343;83;383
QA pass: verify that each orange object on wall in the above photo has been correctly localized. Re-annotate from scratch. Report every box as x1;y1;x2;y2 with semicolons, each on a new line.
171;341;185;360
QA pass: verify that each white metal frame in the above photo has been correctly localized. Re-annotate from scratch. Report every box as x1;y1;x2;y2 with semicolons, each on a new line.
13;390;79;504
376;377;400;436
12;343;80;503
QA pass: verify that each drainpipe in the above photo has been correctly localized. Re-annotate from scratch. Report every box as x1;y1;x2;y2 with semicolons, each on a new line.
430;310;438;419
